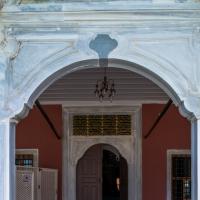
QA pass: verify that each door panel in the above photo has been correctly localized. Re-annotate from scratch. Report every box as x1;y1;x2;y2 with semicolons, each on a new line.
77;145;102;200
77;145;128;200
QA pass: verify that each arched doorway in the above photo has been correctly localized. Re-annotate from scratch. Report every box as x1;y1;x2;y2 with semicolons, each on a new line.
76;144;128;200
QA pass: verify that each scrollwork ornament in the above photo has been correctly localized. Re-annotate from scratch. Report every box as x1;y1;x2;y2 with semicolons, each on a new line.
0;28;21;60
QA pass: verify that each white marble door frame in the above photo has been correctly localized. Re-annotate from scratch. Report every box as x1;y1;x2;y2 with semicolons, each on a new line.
62;106;142;200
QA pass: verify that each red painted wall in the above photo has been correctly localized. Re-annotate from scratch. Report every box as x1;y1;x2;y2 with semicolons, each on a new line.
142;104;190;200
16;104;190;200
16;105;62;200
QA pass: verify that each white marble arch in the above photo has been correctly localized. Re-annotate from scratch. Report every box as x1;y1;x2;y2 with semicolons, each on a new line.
7;56;194;200
14;57;188;116
72;139;132;167
23;57;188;118
6;36;197;120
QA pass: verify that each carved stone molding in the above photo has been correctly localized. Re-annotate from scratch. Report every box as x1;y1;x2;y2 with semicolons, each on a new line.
0;37;21;60
0;28;21;71
70;137;134;166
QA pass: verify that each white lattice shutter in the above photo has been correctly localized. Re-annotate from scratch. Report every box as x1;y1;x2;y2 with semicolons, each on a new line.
39;168;58;200
17;166;39;200
16;170;34;200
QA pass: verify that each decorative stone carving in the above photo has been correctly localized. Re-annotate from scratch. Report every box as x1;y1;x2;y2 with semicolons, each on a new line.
89;34;118;59
4;31;198;122
89;34;118;67
0;28;21;118
0;29;21;73
70;137;134;166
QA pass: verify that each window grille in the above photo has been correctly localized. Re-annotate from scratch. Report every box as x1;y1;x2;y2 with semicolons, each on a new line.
16;149;38;167
73;114;132;136
172;155;191;200
16;154;34;167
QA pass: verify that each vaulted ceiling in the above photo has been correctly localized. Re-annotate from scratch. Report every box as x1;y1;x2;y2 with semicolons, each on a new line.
39;67;169;103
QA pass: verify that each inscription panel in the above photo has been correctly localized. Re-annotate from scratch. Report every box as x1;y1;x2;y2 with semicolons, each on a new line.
73;114;132;136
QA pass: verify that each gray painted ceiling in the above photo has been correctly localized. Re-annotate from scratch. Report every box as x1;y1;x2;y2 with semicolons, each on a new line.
39;67;169;103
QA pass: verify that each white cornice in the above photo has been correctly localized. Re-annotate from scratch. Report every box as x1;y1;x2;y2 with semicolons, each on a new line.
2;1;200;12
1;11;200;30
1;1;200;26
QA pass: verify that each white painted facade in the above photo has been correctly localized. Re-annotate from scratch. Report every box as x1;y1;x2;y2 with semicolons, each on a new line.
1;0;200;200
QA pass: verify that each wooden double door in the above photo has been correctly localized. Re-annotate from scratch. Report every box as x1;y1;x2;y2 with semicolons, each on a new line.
77;144;128;200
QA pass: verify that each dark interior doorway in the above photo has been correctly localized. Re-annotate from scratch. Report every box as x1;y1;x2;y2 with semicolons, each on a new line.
103;149;120;200
77;144;128;200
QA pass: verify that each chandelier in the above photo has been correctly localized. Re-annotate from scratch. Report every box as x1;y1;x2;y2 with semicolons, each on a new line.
94;67;116;102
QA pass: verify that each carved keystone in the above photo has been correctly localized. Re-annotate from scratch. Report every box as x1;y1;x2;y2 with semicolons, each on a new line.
89;34;118;67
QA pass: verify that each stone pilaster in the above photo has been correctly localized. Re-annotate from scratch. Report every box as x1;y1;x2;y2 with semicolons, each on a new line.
0;119;17;200
191;118;200;200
